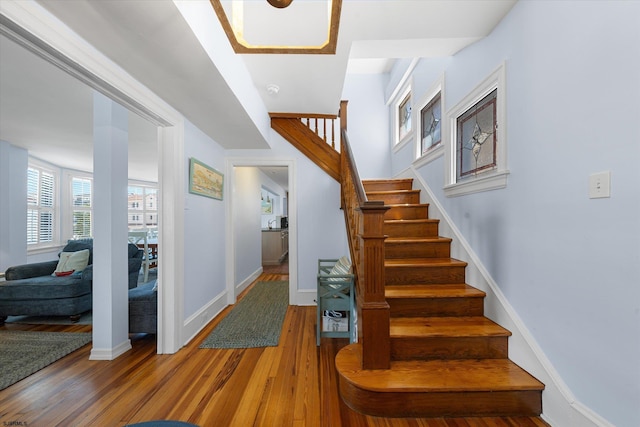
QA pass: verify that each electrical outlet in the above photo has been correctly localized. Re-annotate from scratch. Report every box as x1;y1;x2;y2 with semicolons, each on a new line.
589;171;611;199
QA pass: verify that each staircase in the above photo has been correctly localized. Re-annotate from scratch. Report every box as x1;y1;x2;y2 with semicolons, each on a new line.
335;178;545;418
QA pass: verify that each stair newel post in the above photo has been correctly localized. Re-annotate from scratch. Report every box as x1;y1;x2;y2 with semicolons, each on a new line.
359;203;391;369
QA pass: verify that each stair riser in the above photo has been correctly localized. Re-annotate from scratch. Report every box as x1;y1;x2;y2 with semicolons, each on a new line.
391;336;508;361
367;191;420;205
385;265;466;285
363;180;413;192
388;297;484;317
384;205;428;220
339;381;542;418
385;241;450;259
384;221;439;238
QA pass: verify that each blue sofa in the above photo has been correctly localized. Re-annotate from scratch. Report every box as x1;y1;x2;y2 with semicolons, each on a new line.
0;240;143;324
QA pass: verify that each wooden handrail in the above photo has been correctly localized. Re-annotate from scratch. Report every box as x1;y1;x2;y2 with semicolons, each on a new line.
340;121;390;370
270;112;340;150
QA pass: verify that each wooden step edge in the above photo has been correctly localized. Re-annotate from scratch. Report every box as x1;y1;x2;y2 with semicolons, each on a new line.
389;316;512;338
385;203;429;208
336;345;545;393
366;189;420;195
385;258;468;267
386;237;452;243
384;219;439;224
363;178;413;185
385;284;486;298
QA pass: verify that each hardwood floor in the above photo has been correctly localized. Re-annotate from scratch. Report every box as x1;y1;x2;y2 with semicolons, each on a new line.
0;271;550;426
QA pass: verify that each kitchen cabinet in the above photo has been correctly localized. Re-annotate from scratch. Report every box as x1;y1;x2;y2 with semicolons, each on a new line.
262;229;288;265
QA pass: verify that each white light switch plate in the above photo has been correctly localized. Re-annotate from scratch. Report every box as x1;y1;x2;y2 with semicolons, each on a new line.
589;171;611;199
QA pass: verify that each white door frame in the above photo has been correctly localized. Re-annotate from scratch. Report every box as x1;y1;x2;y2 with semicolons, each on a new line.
225;158;297;305
1;2;184;354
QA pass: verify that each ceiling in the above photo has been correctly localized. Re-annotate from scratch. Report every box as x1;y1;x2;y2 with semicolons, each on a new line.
0;0;516;183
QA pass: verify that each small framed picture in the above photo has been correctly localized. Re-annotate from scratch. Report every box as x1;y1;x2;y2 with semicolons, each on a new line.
189;158;223;200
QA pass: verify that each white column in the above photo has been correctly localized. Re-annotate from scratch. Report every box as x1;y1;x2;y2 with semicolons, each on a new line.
90;92;131;360
0;141;28;271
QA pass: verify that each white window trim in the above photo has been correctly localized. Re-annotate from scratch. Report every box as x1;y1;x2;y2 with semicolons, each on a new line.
27;157;61;251
444;62;509;197
393;83;414;150
414;74;445;168
67;171;93;240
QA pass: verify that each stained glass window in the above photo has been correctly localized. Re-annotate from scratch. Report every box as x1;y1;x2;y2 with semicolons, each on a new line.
398;92;412;141
420;93;441;154
457;89;497;179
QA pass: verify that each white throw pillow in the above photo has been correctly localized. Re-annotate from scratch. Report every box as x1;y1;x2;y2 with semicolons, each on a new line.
53;249;90;277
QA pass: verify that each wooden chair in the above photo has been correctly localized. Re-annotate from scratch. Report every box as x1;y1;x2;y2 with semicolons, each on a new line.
128;230;151;283
316;258;355;346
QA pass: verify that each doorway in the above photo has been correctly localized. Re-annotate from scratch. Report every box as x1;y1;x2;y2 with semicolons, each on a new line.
226;159;297;306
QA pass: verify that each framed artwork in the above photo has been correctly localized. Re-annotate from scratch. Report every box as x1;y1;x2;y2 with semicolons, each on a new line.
457;89;497;179
189;158;223;200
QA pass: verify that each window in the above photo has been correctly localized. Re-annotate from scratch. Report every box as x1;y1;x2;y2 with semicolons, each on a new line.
27;165;56;246
128;185;158;230
398;91;412;142
420;93;442;155
71;177;92;239
445;63;508;197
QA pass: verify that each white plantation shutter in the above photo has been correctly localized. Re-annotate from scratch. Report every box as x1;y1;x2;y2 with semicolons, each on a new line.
26;166;56;245
72;177;92;238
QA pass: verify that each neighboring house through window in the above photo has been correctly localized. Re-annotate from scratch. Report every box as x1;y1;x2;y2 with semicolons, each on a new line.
128;185;158;230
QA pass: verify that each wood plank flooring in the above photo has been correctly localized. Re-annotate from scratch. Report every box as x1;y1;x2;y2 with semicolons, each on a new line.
0;271;550;426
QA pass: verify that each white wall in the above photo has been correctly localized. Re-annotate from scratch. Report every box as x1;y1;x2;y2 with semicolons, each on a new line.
183;120;227;319
0;141;27;271
385;2;640;426
233;167;262;286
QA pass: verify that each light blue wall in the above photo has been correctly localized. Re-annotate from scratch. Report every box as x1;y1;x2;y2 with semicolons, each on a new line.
233;167;262;284
387;2;640;426
183;120;227;319
341;73;391;179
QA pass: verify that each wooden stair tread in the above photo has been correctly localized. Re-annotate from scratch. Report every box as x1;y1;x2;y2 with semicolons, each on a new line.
384;219;439;224
390;316;511;338
336;345;544;393
385;284;485;298
386;237;452;243
385;258;467;267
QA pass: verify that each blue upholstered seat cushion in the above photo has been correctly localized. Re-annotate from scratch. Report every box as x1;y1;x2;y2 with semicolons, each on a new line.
0;275;90;300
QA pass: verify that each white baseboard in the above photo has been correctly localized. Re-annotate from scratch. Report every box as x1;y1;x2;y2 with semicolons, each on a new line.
401;166;613;427
295;289;317;306
236;267;263;296
89;339;132;360
182;290;228;346
182;267;264;346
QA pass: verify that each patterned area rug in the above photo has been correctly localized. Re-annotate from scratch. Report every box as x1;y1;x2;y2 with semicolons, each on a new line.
0;330;92;390
200;281;289;349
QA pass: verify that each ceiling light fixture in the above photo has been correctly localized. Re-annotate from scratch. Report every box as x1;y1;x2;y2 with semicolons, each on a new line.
266;84;280;96
266;0;293;8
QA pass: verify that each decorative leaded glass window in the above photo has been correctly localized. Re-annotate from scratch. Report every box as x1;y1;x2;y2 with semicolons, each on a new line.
398;92;412;141
457;89;497;180
420;93;441;154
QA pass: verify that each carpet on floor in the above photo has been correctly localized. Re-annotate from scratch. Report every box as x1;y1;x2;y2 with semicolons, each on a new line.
0;330;92;390
199;281;289;349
